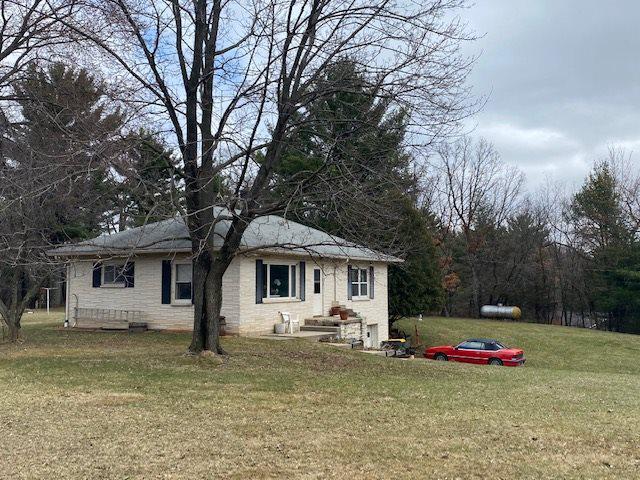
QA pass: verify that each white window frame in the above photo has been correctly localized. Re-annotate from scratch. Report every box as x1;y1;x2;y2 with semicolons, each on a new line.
173;262;193;304
102;262;126;287
351;267;369;300
264;261;299;302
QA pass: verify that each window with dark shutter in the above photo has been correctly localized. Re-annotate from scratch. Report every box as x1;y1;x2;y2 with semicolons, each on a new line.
348;265;370;300
161;260;172;304
175;264;192;300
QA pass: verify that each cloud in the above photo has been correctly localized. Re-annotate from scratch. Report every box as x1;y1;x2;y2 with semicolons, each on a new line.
460;0;640;191
475;122;579;156
470;120;589;191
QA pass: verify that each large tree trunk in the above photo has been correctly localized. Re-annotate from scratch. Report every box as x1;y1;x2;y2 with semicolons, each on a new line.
6;316;20;342
188;218;249;355
189;249;212;353
188;252;228;355
1;308;22;343
204;262;226;354
0;267;32;342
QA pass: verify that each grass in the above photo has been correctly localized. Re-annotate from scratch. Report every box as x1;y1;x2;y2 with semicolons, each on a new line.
0;311;638;479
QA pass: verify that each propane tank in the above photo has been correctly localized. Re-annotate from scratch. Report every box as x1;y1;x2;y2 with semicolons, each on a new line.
480;304;522;320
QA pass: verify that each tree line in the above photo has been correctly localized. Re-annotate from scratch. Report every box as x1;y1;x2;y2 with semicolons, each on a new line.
1;0;638;349
414;142;640;334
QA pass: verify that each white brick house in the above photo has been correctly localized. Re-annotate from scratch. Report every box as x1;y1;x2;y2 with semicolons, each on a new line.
48;212;399;345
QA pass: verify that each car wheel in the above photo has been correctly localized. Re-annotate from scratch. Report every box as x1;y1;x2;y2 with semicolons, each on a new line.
488;358;503;366
434;353;448;361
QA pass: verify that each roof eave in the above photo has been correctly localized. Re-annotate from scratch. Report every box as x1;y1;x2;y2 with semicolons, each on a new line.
46;246;402;263
46;247;193;258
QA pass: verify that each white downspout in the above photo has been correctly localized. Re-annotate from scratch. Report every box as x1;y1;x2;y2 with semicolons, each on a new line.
64;264;71;326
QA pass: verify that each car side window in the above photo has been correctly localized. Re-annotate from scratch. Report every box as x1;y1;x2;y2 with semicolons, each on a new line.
485;343;499;351
459;341;484;350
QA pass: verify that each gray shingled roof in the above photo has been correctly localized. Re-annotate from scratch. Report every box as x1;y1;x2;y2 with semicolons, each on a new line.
47;210;401;263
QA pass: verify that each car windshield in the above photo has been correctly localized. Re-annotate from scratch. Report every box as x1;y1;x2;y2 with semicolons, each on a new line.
495;342;507;349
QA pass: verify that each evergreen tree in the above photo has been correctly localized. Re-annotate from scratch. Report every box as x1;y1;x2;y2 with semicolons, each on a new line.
12;62;123;238
570;162;638;332
273;60;443;324
0;62;124;340
388;202;443;321
111;130;182;230
270;59;415;241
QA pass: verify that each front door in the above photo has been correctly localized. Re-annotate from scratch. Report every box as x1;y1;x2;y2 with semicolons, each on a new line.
312;268;323;316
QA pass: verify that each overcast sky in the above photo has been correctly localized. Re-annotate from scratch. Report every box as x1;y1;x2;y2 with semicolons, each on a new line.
462;0;640;192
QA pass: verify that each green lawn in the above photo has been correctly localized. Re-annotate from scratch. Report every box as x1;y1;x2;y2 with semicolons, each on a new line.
0;312;639;479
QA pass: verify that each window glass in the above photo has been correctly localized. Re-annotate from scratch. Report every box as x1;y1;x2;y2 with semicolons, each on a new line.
349;268;359;283
103;264;125;284
175;264;193;300
104;266;115;284
176;264;192;282
314;269;321;294
269;264;290;298
458;341;484;350
176;283;192;300
350;267;369;298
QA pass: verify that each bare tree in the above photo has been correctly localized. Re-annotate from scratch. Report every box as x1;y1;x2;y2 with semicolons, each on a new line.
606;147;640;237
432;137;524;316
0;2;84;340
67;0;476;354
0;62;125;341
0;0;79;95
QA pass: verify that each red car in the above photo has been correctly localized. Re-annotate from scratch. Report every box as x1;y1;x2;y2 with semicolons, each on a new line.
424;338;525;367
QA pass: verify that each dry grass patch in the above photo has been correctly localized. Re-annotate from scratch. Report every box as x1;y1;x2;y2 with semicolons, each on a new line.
0;312;639;479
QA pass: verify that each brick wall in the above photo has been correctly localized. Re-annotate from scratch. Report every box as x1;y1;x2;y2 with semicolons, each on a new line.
67;254;240;330
237;254;389;342
67;252;390;343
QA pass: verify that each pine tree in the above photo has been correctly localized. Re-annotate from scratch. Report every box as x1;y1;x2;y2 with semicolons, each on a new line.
111;130;182;230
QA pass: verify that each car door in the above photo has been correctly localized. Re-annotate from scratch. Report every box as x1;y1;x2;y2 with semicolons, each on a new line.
451;341;485;364
481;342;500;364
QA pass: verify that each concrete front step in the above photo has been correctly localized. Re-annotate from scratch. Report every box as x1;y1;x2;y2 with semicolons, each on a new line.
300;325;340;333
261;329;337;342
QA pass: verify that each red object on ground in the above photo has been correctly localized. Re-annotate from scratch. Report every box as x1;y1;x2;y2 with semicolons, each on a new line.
424;338;525;367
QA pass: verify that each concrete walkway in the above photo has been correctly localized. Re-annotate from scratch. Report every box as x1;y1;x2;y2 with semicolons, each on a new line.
257;330;335;341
